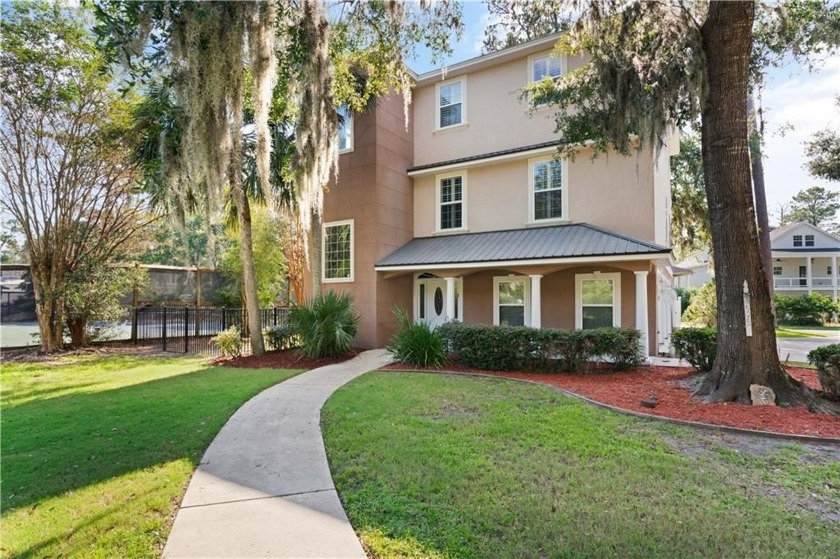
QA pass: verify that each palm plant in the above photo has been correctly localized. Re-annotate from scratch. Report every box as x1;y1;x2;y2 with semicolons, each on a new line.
290;291;360;358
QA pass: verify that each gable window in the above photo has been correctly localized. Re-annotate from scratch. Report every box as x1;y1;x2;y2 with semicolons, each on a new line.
575;273;621;329
805;234;815;247
793;235;803;247
323;220;354;282
437;173;466;231
494;277;529;327
530;157;565;221
437;80;464;129
773;266;783;276
337;105;353;152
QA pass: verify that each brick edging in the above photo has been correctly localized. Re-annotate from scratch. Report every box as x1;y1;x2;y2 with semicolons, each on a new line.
377;368;840;445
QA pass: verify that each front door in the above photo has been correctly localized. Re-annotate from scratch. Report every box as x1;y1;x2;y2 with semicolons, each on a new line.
420;279;448;329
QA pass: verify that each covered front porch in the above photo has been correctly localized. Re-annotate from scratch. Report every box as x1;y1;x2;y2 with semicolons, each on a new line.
771;252;840;300
375;224;677;356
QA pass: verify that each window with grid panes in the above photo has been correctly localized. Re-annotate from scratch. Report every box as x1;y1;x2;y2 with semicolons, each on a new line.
438;81;463;128
439;176;463;230
323;222;352;281
532;159;563;220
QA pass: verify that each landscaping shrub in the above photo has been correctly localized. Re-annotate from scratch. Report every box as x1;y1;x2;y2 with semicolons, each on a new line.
264;325;300;351
807;344;840;401
211;326;244;358
289;291;360;358
387;307;447;368
671;327;717;371
775;293;837;326
682;281;716;327
437;322;642;373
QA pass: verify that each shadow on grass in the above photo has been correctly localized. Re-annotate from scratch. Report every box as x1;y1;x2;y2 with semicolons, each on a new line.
1;365;290;514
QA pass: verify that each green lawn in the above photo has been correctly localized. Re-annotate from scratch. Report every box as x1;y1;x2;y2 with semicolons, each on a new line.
1;354;300;558
323;372;840;559
776;328;827;338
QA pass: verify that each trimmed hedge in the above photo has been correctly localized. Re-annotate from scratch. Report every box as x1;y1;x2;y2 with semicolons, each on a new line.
775;293;838;326
670;327;716;371
807;344;840;401
436;322;643;373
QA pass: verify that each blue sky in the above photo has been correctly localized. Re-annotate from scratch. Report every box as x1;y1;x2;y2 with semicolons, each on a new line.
409;1;840;225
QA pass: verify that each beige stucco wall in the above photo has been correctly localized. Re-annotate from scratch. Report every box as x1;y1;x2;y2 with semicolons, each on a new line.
413;51;587;167
413;150;657;241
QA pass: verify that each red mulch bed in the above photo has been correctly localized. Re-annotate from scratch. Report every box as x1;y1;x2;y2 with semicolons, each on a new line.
384;362;840;439
217;348;361;370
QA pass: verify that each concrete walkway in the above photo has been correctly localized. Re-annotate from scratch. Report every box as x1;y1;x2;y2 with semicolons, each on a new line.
163;349;392;558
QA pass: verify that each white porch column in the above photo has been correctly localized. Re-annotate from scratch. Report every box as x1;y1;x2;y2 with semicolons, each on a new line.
634;271;650;357
444;277;456;322
529;275;543;328
833;255;838;302
806;256;813;294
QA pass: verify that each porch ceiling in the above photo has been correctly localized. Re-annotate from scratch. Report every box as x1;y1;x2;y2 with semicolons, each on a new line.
375;223;670;272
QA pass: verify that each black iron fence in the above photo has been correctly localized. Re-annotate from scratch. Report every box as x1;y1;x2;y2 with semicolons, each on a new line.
134;306;291;356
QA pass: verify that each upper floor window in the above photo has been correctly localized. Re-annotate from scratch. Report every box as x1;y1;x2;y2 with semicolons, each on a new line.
437;79;464;129
337;105;353;153
532;55;562;82
793;235;803;247
437;173;466;231
531;158;565;221
323;220;354;282
805;234;815;247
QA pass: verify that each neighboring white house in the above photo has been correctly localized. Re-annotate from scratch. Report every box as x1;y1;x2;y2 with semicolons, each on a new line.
674;250;713;289
770;222;840;301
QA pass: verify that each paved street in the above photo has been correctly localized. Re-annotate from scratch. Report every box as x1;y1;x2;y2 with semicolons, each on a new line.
777;332;840;363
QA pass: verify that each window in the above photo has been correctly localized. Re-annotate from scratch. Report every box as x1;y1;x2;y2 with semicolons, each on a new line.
437;79;464;129
323;220;353;282
530;157;565;221
575;273;621;329
494;277;529;326
773;266;783;276
793;235;803;247
531;55;562;82
437;173;466;231
805;235;815;247
828;266;833;276
337;105;353;152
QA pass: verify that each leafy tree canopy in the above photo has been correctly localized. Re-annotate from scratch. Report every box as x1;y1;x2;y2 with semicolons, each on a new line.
780;186;840;232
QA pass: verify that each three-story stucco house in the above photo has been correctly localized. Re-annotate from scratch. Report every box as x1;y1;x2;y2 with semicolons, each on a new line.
313;35;680;357
771;222;840;301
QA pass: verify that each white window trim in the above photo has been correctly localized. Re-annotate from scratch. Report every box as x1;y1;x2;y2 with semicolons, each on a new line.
805;234;815;247
527;156;569;224
322;219;354;283
337;107;354;154
493;276;530;326
526;50;566;110
793;235;803;247
435;170;468;233
435;77;468;132
575;272;621;329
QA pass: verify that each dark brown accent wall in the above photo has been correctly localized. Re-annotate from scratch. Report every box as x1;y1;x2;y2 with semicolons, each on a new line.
320;94;415;348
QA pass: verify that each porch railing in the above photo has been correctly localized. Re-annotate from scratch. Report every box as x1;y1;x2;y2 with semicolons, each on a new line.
773;276;837;288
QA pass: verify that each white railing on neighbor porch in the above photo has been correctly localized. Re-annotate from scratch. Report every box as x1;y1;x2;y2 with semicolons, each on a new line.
774;276;836;288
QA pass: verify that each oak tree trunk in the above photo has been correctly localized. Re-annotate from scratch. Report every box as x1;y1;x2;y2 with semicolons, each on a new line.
748;93;775;312
697;0;806;405
68;318;87;348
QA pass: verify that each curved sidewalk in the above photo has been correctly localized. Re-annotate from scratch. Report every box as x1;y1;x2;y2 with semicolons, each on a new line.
163;349;392;558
